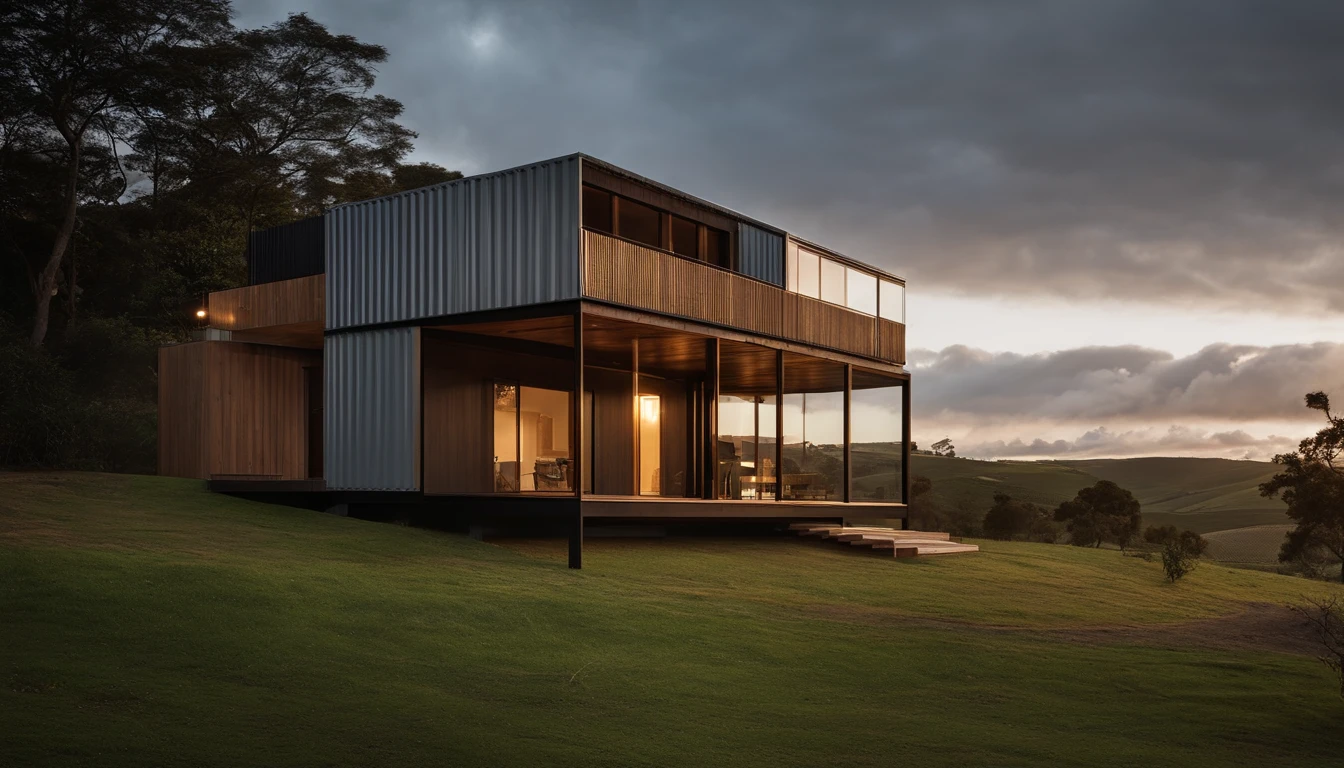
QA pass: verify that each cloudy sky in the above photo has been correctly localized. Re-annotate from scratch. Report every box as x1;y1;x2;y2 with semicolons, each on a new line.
240;0;1344;460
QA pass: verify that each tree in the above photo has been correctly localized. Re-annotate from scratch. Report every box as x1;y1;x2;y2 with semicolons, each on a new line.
1291;595;1344;699
1144;525;1208;557
0;0;231;345
1161;539;1199;582
931;437;956;458
1055;480;1142;548
1260;392;1344;583
983;493;1037;540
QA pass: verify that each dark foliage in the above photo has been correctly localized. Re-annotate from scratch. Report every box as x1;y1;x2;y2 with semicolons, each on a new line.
1144;525;1208;557
1260;392;1344;582
1055;480;1142;549
0;2;457;471
1290;595;1344;699
983;493;1055;541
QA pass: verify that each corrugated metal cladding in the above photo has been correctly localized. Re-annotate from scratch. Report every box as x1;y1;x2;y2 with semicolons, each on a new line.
325;156;581;330
247;216;325;285
325;327;421;491
738;223;785;287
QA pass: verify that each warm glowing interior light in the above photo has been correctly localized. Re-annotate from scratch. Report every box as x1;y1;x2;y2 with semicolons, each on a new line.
639;395;660;423
195;309;207;318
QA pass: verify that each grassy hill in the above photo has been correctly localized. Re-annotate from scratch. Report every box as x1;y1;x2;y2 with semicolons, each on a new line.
910;455;1287;533
3;472;1341;767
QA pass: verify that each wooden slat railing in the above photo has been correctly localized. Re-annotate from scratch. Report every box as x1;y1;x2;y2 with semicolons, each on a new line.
208;273;324;331
583;230;904;364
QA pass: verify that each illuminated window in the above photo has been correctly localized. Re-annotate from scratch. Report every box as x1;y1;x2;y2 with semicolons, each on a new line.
879;280;905;323
639;394;661;495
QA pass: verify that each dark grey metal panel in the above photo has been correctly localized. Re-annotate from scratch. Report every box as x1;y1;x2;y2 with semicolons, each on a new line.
247;216;325;285
325;327;421;491
326;156;581;330
738;223;784;286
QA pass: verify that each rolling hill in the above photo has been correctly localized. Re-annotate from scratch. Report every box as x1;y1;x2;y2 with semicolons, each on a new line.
909;454;1287;533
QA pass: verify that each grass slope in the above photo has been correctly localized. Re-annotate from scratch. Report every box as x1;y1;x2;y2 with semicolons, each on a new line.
3;473;1341;768
911;455;1287;533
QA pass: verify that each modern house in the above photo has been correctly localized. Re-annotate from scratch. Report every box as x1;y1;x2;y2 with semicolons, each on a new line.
158;154;910;567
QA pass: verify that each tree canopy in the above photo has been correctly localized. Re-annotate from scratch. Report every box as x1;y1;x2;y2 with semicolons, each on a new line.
0;0;459;470
1054;480;1142;549
1260;391;1344;582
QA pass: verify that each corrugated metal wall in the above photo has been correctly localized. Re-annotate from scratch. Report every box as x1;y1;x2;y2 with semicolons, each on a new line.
248;216;326;285
325;327;421;491
325;156;581;330
738;223;785;286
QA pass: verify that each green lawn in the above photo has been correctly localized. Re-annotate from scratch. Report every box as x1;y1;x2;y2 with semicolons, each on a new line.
2;472;1341;767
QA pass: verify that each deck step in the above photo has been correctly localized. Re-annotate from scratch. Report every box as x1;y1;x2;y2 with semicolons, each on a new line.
791;524;977;559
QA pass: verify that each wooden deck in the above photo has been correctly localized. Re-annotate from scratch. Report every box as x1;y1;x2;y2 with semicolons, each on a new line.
789;523;980;558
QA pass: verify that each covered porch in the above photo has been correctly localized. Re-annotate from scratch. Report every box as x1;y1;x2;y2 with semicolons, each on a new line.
420;301;911;567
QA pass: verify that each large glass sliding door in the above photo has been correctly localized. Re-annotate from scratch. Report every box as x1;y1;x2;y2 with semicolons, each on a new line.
717;341;777;500
492;381;573;492
781;354;846;501
849;369;905;501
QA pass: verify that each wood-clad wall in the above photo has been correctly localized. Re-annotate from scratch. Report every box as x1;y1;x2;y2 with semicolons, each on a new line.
159;342;207;478
877;319;906;366
422;335;574;495
586;367;634;496
583;230;900;364
157;341;320;480
208;274;324;331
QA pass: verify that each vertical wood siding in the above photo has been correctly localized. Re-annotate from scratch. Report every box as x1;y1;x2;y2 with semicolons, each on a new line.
583;231;902;364
208;274;324;330
325;327;421;491
325;157;581;330
157;341;318;480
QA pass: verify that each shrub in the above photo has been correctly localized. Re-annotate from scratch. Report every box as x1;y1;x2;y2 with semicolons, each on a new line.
1162;540;1199;582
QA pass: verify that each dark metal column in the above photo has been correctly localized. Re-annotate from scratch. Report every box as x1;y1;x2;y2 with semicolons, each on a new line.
570;309;584;568
775;349;784;502
703;338;719;499
902;377;911;530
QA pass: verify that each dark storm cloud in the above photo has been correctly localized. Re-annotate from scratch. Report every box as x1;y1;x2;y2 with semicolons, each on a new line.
236;0;1344;310
910;341;1344;423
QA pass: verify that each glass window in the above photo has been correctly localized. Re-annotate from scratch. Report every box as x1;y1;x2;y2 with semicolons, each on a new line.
670;215;698;258
717;341;778;500
519;386;571;492
846;267;877;315
796;247;820;298
820;257;846;306
704;225;729;268
786;244;798;292
493;382;519;491
781;354;845;501
880;280;905;323
850;369;904;501
582;186;612;233
638;391;662;495
617;197;661;248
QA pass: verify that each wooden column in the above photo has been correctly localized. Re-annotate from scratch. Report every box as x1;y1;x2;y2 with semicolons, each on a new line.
703;338;719;499
570;309;584;568
631;337;640;495
843;364;852;504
